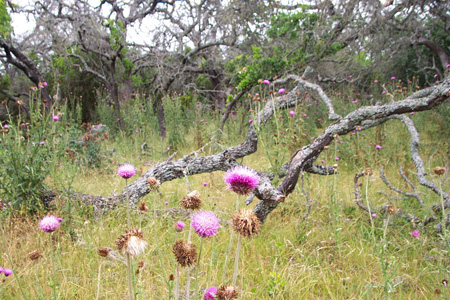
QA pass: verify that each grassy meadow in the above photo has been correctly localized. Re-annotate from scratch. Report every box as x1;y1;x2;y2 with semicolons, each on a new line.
1;81;450;299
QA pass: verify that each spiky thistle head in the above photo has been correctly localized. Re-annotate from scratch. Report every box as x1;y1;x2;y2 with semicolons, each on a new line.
27;250;42;261
173;240;197;267
180;190;202;210
231;209;262;238
217;285;238;300
117;163;136;179
147;176;160;188
192;211;221;238
224;166;260;195
116;229;147;257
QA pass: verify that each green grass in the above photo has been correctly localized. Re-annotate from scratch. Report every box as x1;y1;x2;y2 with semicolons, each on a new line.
0;86;449;299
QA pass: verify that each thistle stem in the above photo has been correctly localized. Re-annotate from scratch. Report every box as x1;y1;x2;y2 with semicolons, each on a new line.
232;235;242;286
50;234;57;300
126;253;135;300
193;238;204;299
185;224;194;300
175;263;180;300
126;179;130;228
95;260;103;300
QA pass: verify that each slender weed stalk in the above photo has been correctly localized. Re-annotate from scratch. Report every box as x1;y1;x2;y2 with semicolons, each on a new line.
0;225;29;300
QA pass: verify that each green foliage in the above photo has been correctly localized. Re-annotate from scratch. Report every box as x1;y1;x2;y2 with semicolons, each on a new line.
0;0;12;39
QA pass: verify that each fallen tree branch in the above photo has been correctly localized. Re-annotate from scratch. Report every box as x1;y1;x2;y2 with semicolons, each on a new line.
50;74;450;225
380;166;423;206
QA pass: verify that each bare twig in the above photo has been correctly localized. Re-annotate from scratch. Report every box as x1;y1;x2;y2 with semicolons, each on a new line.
380;166;423;206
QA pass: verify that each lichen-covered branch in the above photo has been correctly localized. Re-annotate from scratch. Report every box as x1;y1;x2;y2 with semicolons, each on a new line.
380;166;423;206
390;115;450;207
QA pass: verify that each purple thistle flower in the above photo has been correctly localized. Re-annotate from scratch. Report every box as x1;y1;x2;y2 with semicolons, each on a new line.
164;201;169;206
410;230;419;238
248;119;253;124
175;221;185;232
192;211;221;238
263;80;270;85
224;166;260;195
278;88;285;94
39;215;60;232
375;145;382;150
203;182;208;186
289;110;295;116
52;115;59;122
117;163;136;179
40;141;45;145
391;77;396;80
3;268;12;276
335;157;339;161
371;213;377;218
204;286;218;300
3;124;8;129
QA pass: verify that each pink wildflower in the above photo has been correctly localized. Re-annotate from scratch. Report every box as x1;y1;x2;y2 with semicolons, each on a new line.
117;163;136;179
224;166;260;195
192;211;221;238
39;215;61;232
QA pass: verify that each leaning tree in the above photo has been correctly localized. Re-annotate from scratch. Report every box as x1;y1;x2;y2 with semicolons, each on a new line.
60;69;450;231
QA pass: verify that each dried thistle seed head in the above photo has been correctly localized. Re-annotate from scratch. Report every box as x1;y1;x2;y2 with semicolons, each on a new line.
364;168;373;176
333;134;339;139
28;250;41;261
323;145;330;150
231;209;261;238
98;247;110;257
180;190;202;210
433;167;446;176
169;274;175;281
386;205;397;216
147;177;160;188
332;164;338;170
217;285;238;300
138;260;145;268
173;240;197;267
116;229;148;257
139;202;149;212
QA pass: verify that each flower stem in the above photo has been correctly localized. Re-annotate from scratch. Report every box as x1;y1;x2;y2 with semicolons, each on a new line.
232;235;242;286
193;238;204;299
185;224;194;300
175;263;180;300
126;253;135;300
50;234;57;300
126;179;131;228
95;259;103;300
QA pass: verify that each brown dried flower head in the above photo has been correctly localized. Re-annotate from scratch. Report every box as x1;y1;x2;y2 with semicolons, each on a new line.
433;167;446;176
98;247;110;258
217;285;238;300
364;168;373;176
135;260;146;274
16;100;23;106
323;145;330;150
173;240;197;267
139;202;149;212
116;229;148;257
231;209;261;238
169;274;175;281
180;190;202;210
386;205;397;216
147;176;160;188
28;250;42;261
